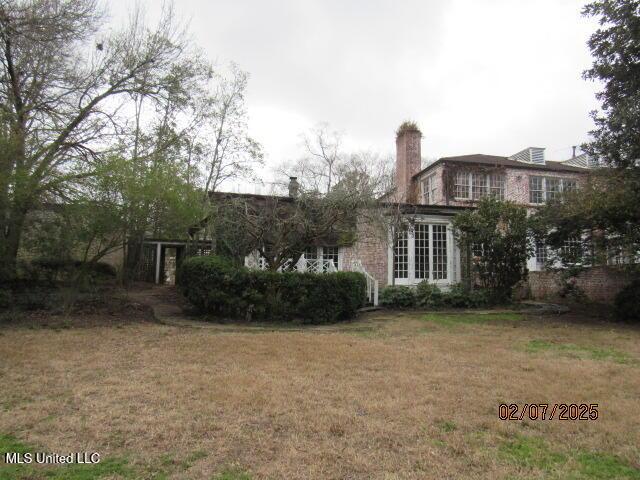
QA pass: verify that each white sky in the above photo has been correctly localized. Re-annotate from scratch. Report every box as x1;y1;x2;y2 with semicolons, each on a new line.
108;0;600;191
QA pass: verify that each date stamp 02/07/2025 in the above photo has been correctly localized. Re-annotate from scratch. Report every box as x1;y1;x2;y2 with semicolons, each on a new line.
498;403;599;421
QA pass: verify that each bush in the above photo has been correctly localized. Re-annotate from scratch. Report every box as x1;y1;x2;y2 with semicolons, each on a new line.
28;258;116;284
0;289;11;310
390;282;496;310
467;288;494;308
444;283;495;308
178;256;366;324
453;197;531;299
614;279;640;322
415;282;443;308
444;283;474;308
379;286;416;308
9;287;55;311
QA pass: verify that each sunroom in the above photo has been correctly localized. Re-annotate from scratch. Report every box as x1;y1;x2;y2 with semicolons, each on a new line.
388;215;462;287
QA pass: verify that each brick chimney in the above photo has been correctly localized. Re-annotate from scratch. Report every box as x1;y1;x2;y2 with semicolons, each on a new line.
288;176;300;198
395;122;422;203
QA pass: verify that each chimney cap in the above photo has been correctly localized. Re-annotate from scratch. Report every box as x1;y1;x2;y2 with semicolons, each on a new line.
288;176;300;197
396;121;421;138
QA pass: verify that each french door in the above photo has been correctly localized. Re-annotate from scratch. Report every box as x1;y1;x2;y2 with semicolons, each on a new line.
391;223;452;285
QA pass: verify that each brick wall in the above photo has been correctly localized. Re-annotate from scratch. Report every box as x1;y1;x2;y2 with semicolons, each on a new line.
415;163;446;204
395;130;422;203
526;266;632;303
503;168;585;206
342;219;389;287
414;164;586;207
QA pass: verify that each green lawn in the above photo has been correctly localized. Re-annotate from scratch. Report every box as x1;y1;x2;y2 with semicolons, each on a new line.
525;339;636;365
421;311;524;326
499;435;640;480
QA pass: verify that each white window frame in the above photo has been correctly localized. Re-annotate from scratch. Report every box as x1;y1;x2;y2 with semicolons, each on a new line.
454;172;505;201
304;246;341;271
561;237;584;265
388;218;456;286
421;174;437;204
454;171;471;199
489;173;505;200
535;240;547;266
529;176;577;205
545;177;561;202
321;246;340;271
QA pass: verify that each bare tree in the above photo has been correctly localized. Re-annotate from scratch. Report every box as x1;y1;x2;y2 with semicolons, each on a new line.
0;0;201;280
275;123;343;194
199;64;263;198
335;150;395;198
209;186;375;271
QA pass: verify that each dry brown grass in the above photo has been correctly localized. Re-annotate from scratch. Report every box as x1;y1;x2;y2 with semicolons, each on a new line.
1;310;639;479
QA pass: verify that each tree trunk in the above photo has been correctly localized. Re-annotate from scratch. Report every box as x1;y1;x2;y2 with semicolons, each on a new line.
0;207;28;281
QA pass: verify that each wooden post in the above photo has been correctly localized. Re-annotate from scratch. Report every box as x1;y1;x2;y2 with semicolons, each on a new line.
155;243;162;284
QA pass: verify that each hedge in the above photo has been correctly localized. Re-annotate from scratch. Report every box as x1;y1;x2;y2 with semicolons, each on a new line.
379;286;416;308
380;282;494;309
178;256;367;323
614;279;640;322
23;258;117;283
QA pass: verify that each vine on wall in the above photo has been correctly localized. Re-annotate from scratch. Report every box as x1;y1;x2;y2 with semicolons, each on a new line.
442;163;507;204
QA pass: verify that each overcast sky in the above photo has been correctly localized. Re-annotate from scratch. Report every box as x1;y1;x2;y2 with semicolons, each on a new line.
111;0;600;190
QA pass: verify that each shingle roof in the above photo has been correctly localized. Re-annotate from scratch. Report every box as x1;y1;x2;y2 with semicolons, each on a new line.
413;153;589;178
208;191;293;202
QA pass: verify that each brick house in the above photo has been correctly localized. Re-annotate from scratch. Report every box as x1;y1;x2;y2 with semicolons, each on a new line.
149;124;598;304
343;125;594;293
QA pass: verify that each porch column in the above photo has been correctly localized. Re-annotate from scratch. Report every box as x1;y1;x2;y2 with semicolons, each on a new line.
155;243;162;284
407;227;415;284
447;225;455;283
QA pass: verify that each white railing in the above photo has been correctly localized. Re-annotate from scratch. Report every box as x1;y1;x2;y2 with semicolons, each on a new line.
349;260;379;306
296;256;337;273
245;252;337;273
245;252;377;306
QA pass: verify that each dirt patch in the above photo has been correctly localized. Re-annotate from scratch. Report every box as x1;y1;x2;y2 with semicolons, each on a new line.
0;287;155;329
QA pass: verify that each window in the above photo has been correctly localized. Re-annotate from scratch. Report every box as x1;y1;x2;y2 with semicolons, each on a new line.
454;172;505;200
563;179;577;192
471;242;484;258
300;246;339;272
530;176;544;204
472;174;488;200
432;225;448;280
422;174;437;204
304;246;317;262
608;245;621;265
454;172;470;199
393;224;449;282
322;246;339;271
489;174;505;200
562;238;582;263
530;176;578;204
393;229;409;279
545;178;561;201
535;241;547;265
414;224;429;279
